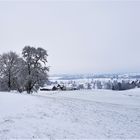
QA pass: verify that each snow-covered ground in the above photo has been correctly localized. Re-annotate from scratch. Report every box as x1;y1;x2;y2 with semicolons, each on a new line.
0;89;140;139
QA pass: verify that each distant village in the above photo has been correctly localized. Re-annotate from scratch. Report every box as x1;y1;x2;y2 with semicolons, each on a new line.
40;79;140;91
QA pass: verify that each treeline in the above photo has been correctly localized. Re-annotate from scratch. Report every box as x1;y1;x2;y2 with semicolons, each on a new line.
88;80;140;90
0;46;49;93
90;80;140;90
49;79;140;91
103;80;140;90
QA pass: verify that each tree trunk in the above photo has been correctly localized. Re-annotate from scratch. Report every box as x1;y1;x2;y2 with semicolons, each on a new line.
8;70;11;91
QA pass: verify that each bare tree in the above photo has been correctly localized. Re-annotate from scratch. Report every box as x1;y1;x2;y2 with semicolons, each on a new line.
0;52;22;91
22;46;49;93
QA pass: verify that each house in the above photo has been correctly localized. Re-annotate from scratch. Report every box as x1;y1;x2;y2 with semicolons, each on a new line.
40;85;55;91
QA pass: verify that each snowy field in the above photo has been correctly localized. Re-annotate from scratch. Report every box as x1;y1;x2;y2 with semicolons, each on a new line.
0;89;140;139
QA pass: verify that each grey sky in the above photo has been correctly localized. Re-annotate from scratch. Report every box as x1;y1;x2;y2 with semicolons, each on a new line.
0;1;140;74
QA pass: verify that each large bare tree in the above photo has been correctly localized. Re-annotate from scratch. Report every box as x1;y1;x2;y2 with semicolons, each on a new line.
22;46;49;93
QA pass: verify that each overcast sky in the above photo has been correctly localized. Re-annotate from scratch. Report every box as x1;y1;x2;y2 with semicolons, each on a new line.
0;1;140;74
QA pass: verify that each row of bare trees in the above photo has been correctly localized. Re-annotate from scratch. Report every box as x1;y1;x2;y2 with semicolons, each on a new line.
0;46;49;93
